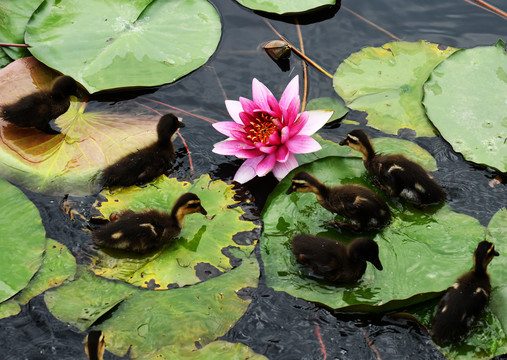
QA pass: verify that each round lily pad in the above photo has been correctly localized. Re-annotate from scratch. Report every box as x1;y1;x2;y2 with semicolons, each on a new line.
334;41;458;137
305;97;348;123
0;57;174;196
260;156;485;310
90;174;258;289
25;0;221;93
233;0;336;15
423;40;507;172
0;177;46;303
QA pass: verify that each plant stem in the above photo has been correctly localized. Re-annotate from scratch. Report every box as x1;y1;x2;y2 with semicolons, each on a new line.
341;6;401;41
473;0;507;18
295;20;308;112
0;43;29;48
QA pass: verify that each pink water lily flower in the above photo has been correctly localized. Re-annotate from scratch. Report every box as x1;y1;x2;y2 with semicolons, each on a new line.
212;76;333;183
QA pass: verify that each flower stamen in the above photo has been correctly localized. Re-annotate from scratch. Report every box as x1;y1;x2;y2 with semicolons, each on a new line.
247;113;278;143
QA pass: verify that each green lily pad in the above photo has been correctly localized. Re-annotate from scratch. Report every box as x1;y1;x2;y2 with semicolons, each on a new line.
0;57;178;196
0;48;11;68
489;208;507;336
138;341;268;360
423;40;507;172
305;97;348;123
97;250;259;358
296;134;437;171
25;0;221;93
334;41;458;137
0;177;46;303
260;156;484;310
233;0;336;15
45;266;137;331
90;174;258;289
0;0;43;59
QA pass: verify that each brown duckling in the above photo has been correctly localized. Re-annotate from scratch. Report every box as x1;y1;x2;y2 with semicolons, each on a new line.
85;330;105;360
92;193;208;254
431;240;499;345
291;234;383;283
339;130;446;206
286;171;391;231
101;113;185;188
1;75;77;134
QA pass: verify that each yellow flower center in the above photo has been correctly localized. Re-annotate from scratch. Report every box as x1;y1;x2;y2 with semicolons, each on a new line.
247;113;277;144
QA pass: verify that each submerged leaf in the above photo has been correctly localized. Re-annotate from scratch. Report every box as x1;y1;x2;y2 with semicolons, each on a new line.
0;57;174;196
25;0;221;93
90;175;258;289
423;40;507;172
261;156;484;310
0;177;46;303
233;0;336;15
334;41;458;137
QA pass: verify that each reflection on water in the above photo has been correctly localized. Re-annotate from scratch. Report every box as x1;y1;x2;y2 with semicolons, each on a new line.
1;0;506;358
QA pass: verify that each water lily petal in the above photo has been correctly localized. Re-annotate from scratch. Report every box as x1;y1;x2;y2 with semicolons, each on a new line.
256;153;276;177
252;78;273;113
280;126;290;144
212;121;245;137
289;112;309;137
239;111;255;127
234;156;265;184
225;100;244;124
230;130;254;146
283;96;300;126
272;153;298;181
286;135;322;154
213;140;258;156
267;93;281;117
279;75;299;110
267;131;281;145
298;110;333;136
275;144;289;162
259;145;277;154
239;97;257;115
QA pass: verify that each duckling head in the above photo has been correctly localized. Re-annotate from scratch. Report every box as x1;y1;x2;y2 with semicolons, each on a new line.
339;130;375;158
51;75;78;99
85;330;105;360
286;171;322;195
172;192;208;224
474;240;499;273
157;113;185;143
349;237;383;270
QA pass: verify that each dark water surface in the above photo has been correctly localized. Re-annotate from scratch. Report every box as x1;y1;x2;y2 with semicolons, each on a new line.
1;0;506;359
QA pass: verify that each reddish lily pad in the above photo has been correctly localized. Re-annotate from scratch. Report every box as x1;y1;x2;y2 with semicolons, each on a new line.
90;174;258;289
0;57;172;196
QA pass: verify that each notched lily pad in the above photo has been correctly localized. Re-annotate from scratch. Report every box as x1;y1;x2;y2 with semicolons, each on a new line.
260;156;485;310
305;97;348;123
334;41;458;137
233;0;336;15
90;174;258;289
0;177;46;303
25;0;221;93
0;57;175;196
423;40;507;172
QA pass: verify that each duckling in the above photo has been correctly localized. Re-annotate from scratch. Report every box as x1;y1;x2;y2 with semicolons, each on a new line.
291;234;383;283
1;75;77;134
85;330;105;360
101;113;185;188
286;171;391;231
339;130;445;206
92;193;208;254
431;240;499;345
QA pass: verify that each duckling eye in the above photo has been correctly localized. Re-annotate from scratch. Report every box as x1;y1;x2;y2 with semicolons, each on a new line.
187;202;200;208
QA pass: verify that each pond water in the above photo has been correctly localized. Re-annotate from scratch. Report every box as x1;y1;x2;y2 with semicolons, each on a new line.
1;0;506;359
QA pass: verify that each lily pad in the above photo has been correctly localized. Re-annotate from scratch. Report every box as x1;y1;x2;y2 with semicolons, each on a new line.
0;57;175;196
0;48;11;68
233;0;336;15
296;134;437;171
45;266;137;331
0;0;43;59
25;0;221;93
305;97;348;122
90;174;258;289
97;250;259;358
423;40;507;172
0;177;46;303
260;156;484;310
334;41;458;137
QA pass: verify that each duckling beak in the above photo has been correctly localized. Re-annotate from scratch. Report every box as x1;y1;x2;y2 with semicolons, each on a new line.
493;250;500;256
177;121;185;128
339;138;348;146
199;206;208;216
286;185;295;195
372;259;383;271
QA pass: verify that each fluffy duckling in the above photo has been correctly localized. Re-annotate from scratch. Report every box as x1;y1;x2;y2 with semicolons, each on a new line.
291;234;383;283
431;240;499;345
1;75;77;134
339;130;446;206
92;193;208;254
85;330;105;360
286;171;391;231
101;113;185;188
